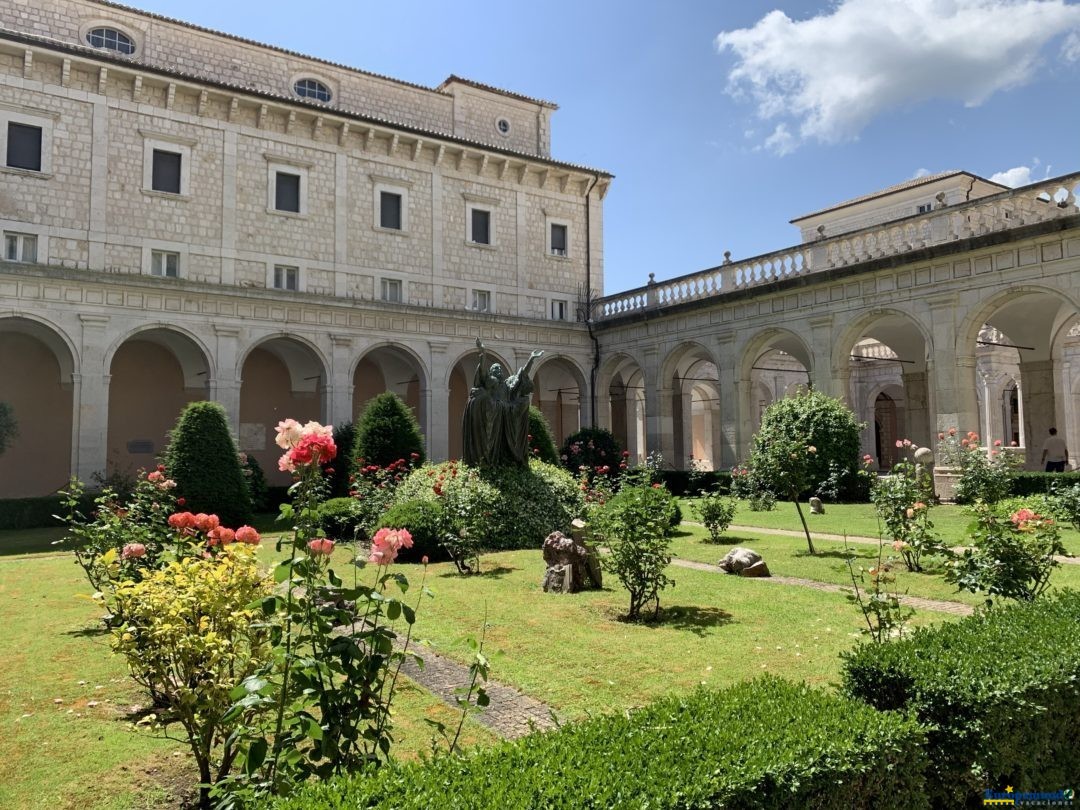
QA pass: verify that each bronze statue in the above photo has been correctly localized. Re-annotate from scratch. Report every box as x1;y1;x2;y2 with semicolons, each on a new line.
463;338;543;467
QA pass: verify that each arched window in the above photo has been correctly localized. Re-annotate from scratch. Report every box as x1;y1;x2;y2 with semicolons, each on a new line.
86;27;136;55
293;78;332;103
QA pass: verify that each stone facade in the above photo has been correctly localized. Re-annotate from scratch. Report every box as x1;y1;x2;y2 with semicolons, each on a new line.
0;0;608;496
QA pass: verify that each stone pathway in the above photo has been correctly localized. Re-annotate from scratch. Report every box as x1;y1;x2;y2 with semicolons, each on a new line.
396;642;561;740
710;522;1080;566
670;558;975;616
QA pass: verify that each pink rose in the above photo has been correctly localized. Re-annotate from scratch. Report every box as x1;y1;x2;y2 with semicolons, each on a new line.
121;543;146;560
194;513;220;533
147;470;164;483
235;526;260;545
275;418;303;449
307;538;335;556
208;526;235;546
168;511;197;530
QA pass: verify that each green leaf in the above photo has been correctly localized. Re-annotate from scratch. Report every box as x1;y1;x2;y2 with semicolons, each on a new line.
245;738;267;775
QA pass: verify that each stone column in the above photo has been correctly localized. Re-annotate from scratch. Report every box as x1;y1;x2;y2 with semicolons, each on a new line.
74;315;110;482
209;325;242;433
328;335;354;427
927;296;979;438
808;315;835;396
675;385;693;469
1019;359;1059;470
901;370;931;449
427;342;450;461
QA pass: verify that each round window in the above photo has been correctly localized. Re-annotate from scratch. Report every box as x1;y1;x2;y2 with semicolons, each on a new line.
495;117;511;136
294;78;332;103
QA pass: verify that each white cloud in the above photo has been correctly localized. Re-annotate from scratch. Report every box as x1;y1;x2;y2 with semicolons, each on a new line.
990;166;1035;186
717;0;1080;154
912;168;932;179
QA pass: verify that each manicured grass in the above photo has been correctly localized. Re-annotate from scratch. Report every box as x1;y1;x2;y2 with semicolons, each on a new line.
671;525;1080;606
682;498;1080;556
403;548;959;719
0;545;492;809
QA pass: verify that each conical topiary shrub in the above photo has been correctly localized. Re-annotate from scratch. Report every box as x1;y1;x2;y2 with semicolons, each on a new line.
353;392;426;470
528;406;559;465
164;401;252;527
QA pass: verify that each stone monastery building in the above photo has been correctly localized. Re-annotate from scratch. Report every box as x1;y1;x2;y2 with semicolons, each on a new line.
1;0;1079;498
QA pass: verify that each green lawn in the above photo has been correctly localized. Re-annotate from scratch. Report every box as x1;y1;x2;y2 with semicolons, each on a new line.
0;541;492;809
681;498;1080;556
670;525;1080;607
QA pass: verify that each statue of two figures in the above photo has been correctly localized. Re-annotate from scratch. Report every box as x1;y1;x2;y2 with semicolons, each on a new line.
463;338;543;467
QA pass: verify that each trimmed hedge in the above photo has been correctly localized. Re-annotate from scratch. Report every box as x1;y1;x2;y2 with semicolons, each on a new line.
1010;471;1080;497
657;469;733;496
317;497;362;542
375;498;449;563
0;494;88;530
275;678;927;809
843;589;1080;804
527;406;558;465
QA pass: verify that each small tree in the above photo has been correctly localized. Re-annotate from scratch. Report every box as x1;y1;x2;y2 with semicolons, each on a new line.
0;401;17;456
353;393;425;469
527;406;559;465
752;390;864;501
750;436;818;554
164;401;252;527
593;483;674;621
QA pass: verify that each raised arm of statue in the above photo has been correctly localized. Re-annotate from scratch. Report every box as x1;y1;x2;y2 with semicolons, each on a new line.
472;338;487;389
509;350;544;400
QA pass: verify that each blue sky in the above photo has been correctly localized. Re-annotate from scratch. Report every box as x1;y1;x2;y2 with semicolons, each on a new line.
134;0;1080;295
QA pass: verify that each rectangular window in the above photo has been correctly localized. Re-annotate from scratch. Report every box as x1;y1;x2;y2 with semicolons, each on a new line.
380;278;402;303
4;232;37;263
916;203;932;214
472;289;491;313
551;299;569;321
275;171;301;213
470;208;491;245
150;249;179;278
273;264;299;291
380;191;402;230
550;224;568;256
151;149;182;194
6;123;42;172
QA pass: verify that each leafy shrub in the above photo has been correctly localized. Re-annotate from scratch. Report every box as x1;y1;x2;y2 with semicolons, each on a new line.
318;497;363;541
946;503;1064;604
843;589;1080;804
751;390;864;501
112;545;273;808
669;500;682;528
526;406;558;465
274;678;928;810
1049;482;1080;530
0;401;16;456
240;452;269;512
376;498;449;563
870;451;942;572
0;494;91;530
325;422;355;498
695;492;736;542
164;401;252;528
593;484;675;620
350;458;416;541
353;393;425;470
1010;470;1080;497
657;469;732;496
560;427;621;480
937;430;1018;504
748;489;776;511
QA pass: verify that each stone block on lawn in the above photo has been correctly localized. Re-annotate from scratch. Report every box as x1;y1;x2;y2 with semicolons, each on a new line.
542;529;601;593
718;546;769;576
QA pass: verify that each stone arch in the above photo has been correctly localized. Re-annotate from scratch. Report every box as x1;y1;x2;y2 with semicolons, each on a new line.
831;309;933;375
531;354;588;448
0;316;77;496
661;341;721;469
352;342;429;434
106;326;213;477
239;334;329;483
738;328;813;383
597;352;646;461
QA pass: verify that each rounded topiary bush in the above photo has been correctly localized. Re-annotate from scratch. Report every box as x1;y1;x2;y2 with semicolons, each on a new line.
353;393;425;470
318;497;362;541
376;498;449;563
480;460;585;549
751;390;865;501
560;427;622;478
164;401;252;527
527;407;559;465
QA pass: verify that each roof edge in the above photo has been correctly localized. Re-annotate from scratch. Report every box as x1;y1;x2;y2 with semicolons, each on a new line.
437;75;559;110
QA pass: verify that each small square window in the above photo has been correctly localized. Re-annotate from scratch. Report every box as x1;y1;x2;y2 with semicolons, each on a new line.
916;203;932;214
551;299;569;321
150;250;179;278
151;149;182;194
275;171;301;213
550;224;568;257
381;278;402;303
470;208;491;245
472;289;491;313
273;264;299;291
6;123;42;172
4;232;37;263
380;191;402;230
